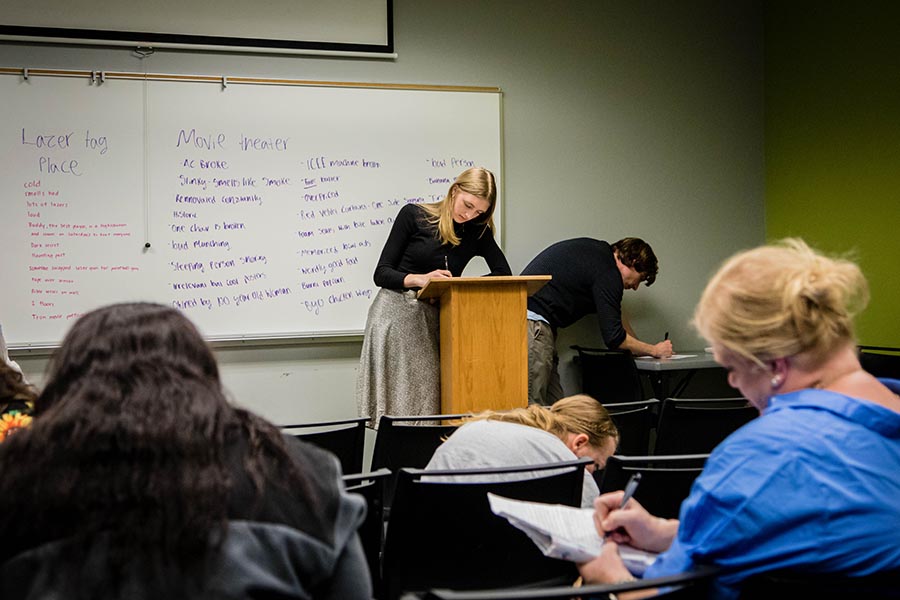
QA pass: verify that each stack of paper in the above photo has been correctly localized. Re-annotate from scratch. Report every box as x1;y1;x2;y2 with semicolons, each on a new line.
488;493;657;576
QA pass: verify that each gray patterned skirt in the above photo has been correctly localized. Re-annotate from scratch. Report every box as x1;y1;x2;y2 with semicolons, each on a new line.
356;288;441;428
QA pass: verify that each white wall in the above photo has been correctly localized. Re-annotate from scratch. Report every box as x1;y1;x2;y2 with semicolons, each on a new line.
3;0;764;422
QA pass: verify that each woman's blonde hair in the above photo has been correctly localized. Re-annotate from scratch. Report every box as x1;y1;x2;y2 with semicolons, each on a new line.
419;166;498;246
693;238;869;367
455;394;619;449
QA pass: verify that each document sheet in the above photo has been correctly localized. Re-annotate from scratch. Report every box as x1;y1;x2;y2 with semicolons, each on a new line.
488;493;657;576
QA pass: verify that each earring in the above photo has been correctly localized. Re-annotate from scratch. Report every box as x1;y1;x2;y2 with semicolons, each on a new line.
771;375;782;388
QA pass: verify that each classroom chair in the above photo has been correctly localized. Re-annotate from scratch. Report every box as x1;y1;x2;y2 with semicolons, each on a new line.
597;453;709;520
370;413;469;511
739;566;900;599
280;416;369;475
668;365;737;398
858;346;900;380
407;565;721;600
381;458;591;600
570;345;645;404
602;398;661;456
652;397;756;455
342;468;392;599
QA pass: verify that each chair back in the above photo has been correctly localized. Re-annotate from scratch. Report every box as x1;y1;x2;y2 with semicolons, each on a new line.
371;413;469;510
603;398;660;456
343;468;392;598
858;346;900;380
571;345;644;403
415;564;721;599
598;453;708;519
280;416;368;475
653;397;757;455
669;365;737;398
740;566;900;599
381;458;591;600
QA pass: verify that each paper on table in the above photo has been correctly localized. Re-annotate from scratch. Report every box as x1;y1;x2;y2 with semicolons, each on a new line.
488;493;657;576
636;354;697;360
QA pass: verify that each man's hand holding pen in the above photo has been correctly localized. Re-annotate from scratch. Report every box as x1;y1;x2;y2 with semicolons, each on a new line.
654;331;674;358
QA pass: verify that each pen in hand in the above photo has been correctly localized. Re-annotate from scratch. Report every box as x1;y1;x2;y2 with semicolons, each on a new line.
620;472;641;508
444;255;450;273
606;472;642;539
664;331;669;341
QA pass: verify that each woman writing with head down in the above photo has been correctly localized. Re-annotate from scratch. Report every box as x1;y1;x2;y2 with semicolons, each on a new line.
426;394;620;508
357;166;511;426
578;239;900;598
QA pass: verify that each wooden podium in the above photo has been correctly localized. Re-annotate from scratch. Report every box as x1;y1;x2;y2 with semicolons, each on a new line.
417;276;551;415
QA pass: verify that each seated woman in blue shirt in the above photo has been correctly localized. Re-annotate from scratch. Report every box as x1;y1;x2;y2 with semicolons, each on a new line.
578;238;900;599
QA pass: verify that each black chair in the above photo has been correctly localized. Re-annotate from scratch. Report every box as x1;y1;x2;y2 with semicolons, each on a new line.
342;468;392;599
652;397;757;456
669;365;738;398
381;458;591;600
570;345;645;404
411;565;722;600
597;454;709;519
858;346;900;380
370;413;470;511
280;416;369;475
602;398;661;456
740;566;900;598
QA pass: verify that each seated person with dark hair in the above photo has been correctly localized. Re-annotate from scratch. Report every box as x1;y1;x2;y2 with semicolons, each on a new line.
0;302;371;600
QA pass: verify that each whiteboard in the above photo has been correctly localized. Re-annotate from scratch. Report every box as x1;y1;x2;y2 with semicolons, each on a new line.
0;71;503;347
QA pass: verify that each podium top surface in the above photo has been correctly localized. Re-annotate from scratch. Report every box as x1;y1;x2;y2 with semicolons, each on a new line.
417;275;551;300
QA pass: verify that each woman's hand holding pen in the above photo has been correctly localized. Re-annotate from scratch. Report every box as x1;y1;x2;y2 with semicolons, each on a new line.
578;478;678;585
593;491;678;553
578;477;646;584
402;256;452;289
403;269;452;289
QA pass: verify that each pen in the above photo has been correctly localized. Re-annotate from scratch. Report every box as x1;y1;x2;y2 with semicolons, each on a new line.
619;472;641;509
604;472;641;537
444;255;449;271
605;472;641;538
664;331;669;341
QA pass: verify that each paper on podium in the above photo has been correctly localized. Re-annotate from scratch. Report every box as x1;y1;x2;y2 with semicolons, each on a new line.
488;493;657;576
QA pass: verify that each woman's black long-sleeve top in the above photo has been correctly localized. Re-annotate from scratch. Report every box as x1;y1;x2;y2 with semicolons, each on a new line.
373;203;511;290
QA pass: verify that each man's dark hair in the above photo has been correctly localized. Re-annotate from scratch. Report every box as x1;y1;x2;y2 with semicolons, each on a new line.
612;238;658;286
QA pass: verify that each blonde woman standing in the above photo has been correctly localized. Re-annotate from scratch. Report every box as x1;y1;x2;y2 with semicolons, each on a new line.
426;394;619;508
357;167;511;427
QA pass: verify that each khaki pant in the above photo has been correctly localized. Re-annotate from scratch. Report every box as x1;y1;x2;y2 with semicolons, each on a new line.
527;319;564;406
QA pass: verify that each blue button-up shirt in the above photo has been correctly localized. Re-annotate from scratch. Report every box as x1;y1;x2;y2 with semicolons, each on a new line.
644;379;900;599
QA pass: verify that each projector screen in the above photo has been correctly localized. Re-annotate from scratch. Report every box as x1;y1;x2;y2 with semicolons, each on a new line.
0;0;393;56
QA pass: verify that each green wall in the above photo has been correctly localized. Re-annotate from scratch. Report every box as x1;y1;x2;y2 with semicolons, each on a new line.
765;2;900;346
